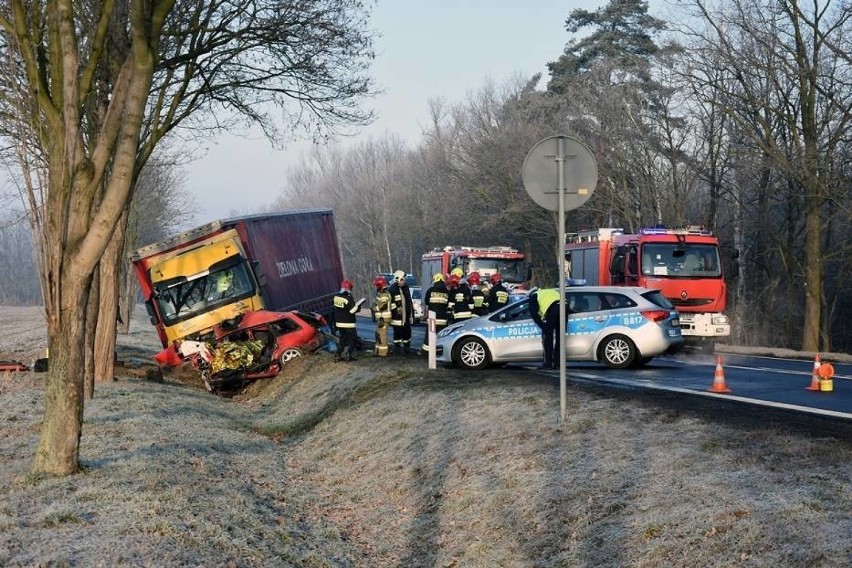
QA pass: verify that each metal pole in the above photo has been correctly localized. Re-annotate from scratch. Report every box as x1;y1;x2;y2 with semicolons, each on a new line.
557;137;567;424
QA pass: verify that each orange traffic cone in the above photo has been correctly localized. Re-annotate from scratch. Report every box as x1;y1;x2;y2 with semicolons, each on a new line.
707;355;732;393
805;354;821;391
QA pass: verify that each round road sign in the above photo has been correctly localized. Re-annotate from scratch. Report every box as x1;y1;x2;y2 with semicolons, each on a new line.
522;136;598;212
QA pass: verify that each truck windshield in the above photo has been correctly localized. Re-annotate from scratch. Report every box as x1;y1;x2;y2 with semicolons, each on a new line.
468;258;526;284
641;244;721;278
154;261;255;324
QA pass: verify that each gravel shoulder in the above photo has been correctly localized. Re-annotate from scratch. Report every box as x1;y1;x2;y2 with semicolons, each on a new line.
0;306;850;567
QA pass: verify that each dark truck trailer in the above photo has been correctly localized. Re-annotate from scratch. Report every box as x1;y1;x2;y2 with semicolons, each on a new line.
130;209;344;348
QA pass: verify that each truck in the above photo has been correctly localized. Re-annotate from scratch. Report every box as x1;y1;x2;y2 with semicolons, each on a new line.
129;209;344;351
421;245;529;291
564;226;730;351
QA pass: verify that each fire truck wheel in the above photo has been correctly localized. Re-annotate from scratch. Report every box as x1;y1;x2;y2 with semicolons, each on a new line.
453;337;490;370
279;348;304;367
599;334;637;369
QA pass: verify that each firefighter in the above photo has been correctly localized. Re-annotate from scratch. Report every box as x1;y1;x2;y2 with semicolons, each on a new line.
468;271;489;316
332;279;364;362
487;273;511;312
448;273;473;322
528;287;561;369
388;270;415;355
421;272;451;353
372;275;393;357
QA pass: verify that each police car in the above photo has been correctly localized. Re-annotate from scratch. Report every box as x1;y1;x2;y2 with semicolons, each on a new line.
434;286;684;370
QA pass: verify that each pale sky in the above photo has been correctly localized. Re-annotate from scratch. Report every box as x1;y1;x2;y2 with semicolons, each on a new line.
0;1;670;224
186;0;622;222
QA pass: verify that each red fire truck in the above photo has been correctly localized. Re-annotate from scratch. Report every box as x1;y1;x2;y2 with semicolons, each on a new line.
421;246;529;291
564;226;730;351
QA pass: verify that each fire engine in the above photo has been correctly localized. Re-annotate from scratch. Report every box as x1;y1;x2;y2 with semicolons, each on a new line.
421;246;529;291
564;226;730;350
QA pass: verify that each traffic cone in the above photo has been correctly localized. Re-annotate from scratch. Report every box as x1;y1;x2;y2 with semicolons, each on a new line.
707;355;732;393
805;354;821;391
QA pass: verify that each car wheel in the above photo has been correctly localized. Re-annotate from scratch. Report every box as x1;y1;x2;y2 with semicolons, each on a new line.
599;335;636;369
279;348;304;366
452;337;490;370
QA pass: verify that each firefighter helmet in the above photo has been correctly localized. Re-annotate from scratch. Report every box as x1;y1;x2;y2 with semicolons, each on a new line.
490;273;502;283
373;275;388;290
340;279;354;291
448;274;460;287
451;267;464;278
468;271;481;285
393;270;406;282
432;272;445;283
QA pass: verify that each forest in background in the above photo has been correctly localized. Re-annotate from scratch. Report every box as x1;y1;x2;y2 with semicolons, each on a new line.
0;0;849;353
273;1;852;353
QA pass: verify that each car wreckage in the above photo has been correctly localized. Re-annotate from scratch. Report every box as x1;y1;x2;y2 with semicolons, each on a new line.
154;309;331;392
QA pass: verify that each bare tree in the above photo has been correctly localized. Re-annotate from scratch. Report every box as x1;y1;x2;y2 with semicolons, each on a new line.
677;0;852;351
0;0;376;475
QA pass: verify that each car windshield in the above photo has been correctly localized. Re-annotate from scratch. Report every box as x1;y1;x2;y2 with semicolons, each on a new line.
155;261;255;324
411;287;422;300
493;299;532;322
641;244;721;278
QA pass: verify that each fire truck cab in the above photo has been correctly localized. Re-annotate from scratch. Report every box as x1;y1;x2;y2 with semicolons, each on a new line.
421;246;528;291
565;226;730;351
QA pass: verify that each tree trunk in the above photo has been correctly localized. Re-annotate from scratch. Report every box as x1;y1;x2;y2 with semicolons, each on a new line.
84;275;99;399
32;275;92;476
802;200;822;351
95;209;128;382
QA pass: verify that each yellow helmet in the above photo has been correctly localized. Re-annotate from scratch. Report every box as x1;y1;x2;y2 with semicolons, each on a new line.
432;272;445;283
451;267;464;278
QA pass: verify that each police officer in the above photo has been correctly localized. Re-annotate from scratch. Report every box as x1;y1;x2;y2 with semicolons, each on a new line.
372;275;393;357
468;271;488;316
388;270;414;355
421;272;451;353
528;287;561;369
487;273;511;312
332;279;365;362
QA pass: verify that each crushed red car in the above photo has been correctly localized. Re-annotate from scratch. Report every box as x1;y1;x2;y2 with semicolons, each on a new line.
154;310;331;392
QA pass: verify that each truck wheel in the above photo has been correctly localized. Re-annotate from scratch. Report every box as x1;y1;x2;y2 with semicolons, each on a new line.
279;348;303;367
599;335;636;369
452;337;490;370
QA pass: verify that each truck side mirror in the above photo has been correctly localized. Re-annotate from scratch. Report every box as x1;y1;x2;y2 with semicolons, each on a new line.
252;260;267;288
145;299;159;325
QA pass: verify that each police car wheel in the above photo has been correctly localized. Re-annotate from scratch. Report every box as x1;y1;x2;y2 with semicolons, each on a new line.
279;348;304;366
453;337;490;370
599;335;636;369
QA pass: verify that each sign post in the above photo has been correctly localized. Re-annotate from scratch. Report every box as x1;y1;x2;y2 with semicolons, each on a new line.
427;310;437;369
522;136;598;423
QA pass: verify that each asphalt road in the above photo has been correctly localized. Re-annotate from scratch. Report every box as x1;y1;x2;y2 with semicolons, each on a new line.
355;315;851;421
